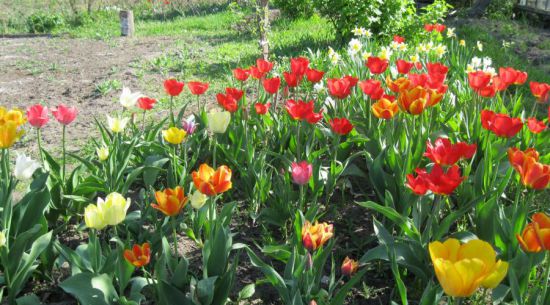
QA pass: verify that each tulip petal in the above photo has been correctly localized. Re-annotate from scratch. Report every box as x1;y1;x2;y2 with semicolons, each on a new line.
481;260;509;289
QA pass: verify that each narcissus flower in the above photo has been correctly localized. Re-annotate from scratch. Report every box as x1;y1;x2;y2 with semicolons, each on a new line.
124;243;151;268
396;59;414;74
162;127;186;144
26;104;49;128
285;100;323;124
164;79;185;96
508;147;550;190
137;97;156;110
341;257;359;276
14;153;40;180
481;110;523;138
254;102;271;115
119;87;142;108
527;118;546;134
302;220;334;251
107;115;129;133
329;118;353;135
291;161;312;185
187;81;209;95
429;238;509;297
52;104;78;125
306;68;325;83
207;110;231;134
530;81;550;103
366;56;389;74
233;68;250;82
372;97;399;119
192;164;232;196
516;212;550;252
406;164;463;195
424;138;477;166
263;77;281;95
397;86;428;115
152;186;188;216
216;93;238;113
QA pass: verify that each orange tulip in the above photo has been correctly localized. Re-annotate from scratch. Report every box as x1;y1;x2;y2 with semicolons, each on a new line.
124;243;151;268
192;164;232;196
302;221;334;251
386;76;411;93
397;86;428;115
152;186;188;216
508;148;550;190
372;98;399;119
516;212;550;252
427;89;445;107
341;256;359;276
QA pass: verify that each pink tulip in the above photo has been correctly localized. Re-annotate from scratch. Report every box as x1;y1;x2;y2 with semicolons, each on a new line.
26;104;49;128
291;161;313;185
52;104;78;125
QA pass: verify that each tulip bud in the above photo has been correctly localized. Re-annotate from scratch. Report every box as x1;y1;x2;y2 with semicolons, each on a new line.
14;153;40;180
309;300;317;305
189;190;207;209
341;256;359;276
181;115;197;135
96;146;109;161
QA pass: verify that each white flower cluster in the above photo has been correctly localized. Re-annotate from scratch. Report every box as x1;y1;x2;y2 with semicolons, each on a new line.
328;47;341;65
352;27;372;38
467;56;495;75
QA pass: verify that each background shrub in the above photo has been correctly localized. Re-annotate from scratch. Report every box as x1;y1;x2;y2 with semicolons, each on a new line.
26;12;64;33
273;0;315;18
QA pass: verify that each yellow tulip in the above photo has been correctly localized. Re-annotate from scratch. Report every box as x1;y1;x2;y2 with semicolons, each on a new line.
207;110;231;134
97;192;130;226
189;190;207;209
96;146;109;161
107;115;129;133
162;127;186;145
429;238;509;297
84;203;107;230
0;122;24;149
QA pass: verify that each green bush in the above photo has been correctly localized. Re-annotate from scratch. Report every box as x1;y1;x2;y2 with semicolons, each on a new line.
273;0;315;18
26;12;64;33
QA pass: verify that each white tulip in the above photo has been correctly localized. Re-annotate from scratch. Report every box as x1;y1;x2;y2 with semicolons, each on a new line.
14;153;40;180
119;87;142;109
190;190;207;209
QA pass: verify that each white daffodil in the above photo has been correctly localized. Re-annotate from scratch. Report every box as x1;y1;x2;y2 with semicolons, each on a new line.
446;27;456;38
313;82;325;93
119;87;142;109
107;115;129;133
362;51;372;61
14;152;40;180
477;41;483;51
348;39;362;55
378;46;393;60
434;44;447;58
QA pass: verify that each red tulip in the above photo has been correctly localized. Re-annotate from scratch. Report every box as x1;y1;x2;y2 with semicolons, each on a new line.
249;66;264;80
396;59;414;74
359;79;384;100
434;24;446;32
408;73;428;88
424;137;477;166
256;58;273;74
225;87;244;101
263;77;281;95
530;81;550;103
255;102;271;115
329;118;353;135
366;56;389;74
468;71;492;91
406;164;463;196
527;118;546;134
492;76;509;92
285;99;323;124
124;243;151;268
508;148;550;190
427;62;449;77
137;97;156;110
291;161;312;185
290;57;309;77
164;79;185;96
233;68;250;82
424;24;435;32
327;77;353;100
343;75;359;87
481;109;523;138
187;81;209;95
478;83;497;98
216;93;238;113
306;68;325;83
499;67;528;86
284;72;301;88
393;35;405;43
26;104;49;128
52;104;78;125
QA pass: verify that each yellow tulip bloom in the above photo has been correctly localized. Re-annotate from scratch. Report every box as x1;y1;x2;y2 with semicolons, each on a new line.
0;122;24;149
84;203;107;230
429;238;509;297
97;192;130;226
107;115;129;133
162;127;186;145
96;146;109;161
206;110;231;134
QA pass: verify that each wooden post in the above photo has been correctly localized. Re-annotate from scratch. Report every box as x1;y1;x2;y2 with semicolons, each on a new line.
119;10;134;37
257;0;270;59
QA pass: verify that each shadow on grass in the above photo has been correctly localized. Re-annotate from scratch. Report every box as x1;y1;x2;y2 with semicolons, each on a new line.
138;2;230;22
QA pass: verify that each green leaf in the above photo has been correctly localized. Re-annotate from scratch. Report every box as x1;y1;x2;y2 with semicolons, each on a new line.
60;273;118;305
357;201;420;241
196;276;218;305
16;294;42;305
238;284;255;300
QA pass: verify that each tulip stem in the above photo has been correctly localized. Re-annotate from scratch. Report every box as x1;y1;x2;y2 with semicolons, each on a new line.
141;110;146;132
172;217;178;257
541;252;550;304
212;135;217;168
172;145;178;187
170;96;175;127
62;124;66;185
37;128;44;165
196;95;200;115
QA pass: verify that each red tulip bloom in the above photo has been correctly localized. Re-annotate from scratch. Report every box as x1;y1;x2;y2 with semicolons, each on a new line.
164;79;185;96
492;76;509;92
530;81;550;103
187;81;209;95
508;147;550;190
291;161;312;185
468;71;492;91
255;102;271;115
225;87;244;101
424;137;477;166
406;164;463;196
478;83;497;98
499;67;528;86
434;24;446;32
527;118;546;134
52;104;78;125
263;77;281;95
343;75;359;87
290;57;309;77
327;77;353;100
257;58;273;74
424;24;435;32
233;68;250;82
396;59;414;74
284;72;301;88
408;73;429;88
137;97;156;110
285;99;323;124
329;118;353;135
359;79;384;100
393;35;405;43
124;243;151;268
481;109;523;138
306;68;325;83
26;104;49;128
249;66;265;80
216;93;238;112
366;57;389;74
427;62;449;77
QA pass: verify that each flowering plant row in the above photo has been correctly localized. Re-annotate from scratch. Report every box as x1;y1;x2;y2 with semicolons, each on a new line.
0;22;548;305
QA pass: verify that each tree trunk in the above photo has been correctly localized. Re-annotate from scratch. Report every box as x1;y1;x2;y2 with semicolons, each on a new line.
257;0;270;60
468;0;492;17
87;0;95;14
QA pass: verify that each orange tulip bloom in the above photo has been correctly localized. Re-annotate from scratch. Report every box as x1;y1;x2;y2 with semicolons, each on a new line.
386;76;411;93
302;221;334;251
192;164;232;196
516;212;550;252
341;256;359;276
124;243;151;267
508;148;550;190
152;186;188;216
397;86;428;115
427;89;445;107
372;98;399;119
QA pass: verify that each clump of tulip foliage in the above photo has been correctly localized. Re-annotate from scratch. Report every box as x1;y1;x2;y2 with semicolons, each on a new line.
0;21;549;305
